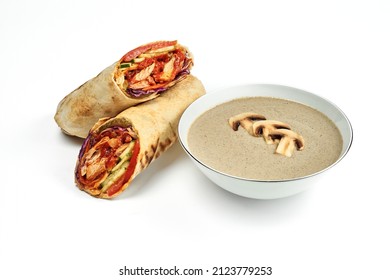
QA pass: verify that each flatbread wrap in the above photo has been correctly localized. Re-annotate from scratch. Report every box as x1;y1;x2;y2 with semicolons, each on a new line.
55;40;193;138
75;75;205;198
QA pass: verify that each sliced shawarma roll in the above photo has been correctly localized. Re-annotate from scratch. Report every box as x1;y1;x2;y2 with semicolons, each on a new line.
55;40;193;138
75;75;205;198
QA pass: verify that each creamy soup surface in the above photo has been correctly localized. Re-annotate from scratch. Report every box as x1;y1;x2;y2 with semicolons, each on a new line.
187;97;343;180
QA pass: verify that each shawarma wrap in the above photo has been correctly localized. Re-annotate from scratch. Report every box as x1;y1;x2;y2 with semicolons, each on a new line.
55;40;193;138
75;75;205;198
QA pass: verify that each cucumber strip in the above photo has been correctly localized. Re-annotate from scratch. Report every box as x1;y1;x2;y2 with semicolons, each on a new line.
120;63;131;68
100;161;130;192
112;141;135;172
147;45;175;54
132;57;144;63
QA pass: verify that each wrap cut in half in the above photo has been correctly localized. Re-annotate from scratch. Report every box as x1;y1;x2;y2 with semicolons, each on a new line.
55;40;193;138
75;75;205;198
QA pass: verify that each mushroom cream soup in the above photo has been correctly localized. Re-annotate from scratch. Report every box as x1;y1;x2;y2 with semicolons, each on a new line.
187;97;343;180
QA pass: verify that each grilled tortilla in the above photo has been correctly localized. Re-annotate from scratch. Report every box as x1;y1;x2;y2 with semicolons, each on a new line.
75;75;205;198
55;40;193;138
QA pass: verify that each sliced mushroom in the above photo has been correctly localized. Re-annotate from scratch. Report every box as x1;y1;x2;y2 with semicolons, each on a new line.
228;112;266;136
268;129;305;157
252;120;292;144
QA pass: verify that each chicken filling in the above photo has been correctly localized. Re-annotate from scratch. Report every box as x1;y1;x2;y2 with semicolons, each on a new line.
114;41;192;97
76;126;140;196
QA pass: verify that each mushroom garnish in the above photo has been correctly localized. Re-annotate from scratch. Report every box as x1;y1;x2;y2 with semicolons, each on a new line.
228;112;266;136
253;120;291;144
268;129;305;157
229;112;304;157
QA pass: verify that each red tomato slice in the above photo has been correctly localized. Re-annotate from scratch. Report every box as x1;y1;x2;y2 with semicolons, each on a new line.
120;41;177;62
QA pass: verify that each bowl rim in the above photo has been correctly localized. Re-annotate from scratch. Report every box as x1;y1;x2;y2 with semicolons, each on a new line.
178;83;354;183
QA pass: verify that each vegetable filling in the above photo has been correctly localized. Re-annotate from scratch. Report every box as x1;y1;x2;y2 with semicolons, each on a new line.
76;126;140;197
114;40;192;97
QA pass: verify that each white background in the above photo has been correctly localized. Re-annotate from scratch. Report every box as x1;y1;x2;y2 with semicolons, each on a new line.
1;0;389;279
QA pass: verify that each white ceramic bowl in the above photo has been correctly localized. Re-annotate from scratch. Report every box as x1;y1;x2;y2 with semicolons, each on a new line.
178;84;353;199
